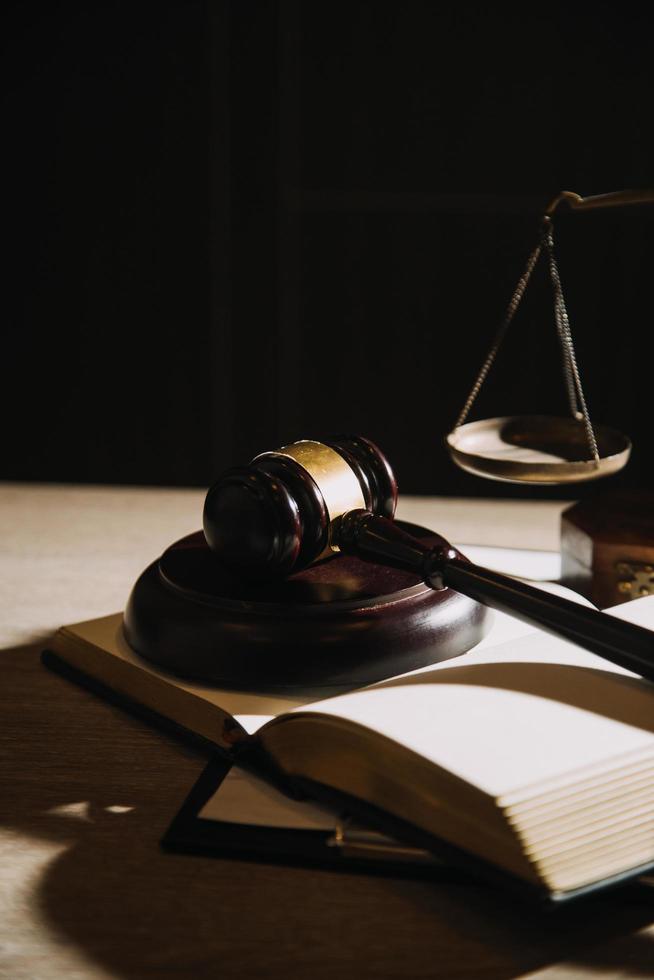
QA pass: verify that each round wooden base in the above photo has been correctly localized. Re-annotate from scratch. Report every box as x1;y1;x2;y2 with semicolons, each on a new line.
123;523;490;691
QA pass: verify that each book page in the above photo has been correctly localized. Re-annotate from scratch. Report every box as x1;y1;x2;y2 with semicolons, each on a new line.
59;614;329;735
283;596;654;802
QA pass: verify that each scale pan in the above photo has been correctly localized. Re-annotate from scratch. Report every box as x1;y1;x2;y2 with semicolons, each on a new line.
446;415;631;485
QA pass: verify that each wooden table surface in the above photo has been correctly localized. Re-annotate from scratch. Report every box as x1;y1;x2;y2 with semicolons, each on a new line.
1;483;653;980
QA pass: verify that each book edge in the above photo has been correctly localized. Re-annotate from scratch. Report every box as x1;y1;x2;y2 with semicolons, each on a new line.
41;649;231;757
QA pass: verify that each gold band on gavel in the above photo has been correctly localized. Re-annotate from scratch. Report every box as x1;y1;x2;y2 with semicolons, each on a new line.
266;440;366;551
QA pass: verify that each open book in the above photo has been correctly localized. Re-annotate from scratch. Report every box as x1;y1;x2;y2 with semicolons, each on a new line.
44;592;654;901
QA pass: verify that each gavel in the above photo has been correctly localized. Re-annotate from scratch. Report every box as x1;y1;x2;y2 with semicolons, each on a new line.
204;436;654;682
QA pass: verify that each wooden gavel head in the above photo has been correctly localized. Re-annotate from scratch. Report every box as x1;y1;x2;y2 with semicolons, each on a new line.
203;436;398;578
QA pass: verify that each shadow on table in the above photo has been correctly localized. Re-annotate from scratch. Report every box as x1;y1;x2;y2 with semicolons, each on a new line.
2;643;654;980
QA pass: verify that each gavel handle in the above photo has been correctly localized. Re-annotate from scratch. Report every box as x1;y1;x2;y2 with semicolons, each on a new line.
337;510;654;683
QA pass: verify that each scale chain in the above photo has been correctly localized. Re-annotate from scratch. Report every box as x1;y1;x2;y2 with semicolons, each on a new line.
453;219;602;468
454;241;542;429
543;229;600;465
552;289;581;418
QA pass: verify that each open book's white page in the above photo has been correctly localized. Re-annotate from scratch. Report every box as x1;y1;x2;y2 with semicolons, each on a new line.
293;596;654;801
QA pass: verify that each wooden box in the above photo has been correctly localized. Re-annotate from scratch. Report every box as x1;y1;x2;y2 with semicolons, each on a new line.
561;491;654;609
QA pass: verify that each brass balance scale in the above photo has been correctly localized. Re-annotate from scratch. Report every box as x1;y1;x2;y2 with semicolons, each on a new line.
446;189;653;485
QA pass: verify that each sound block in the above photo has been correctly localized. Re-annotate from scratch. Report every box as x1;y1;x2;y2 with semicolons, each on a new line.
124;522;490;690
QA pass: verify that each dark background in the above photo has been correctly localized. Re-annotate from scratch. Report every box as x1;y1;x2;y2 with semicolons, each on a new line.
4;0;653;497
